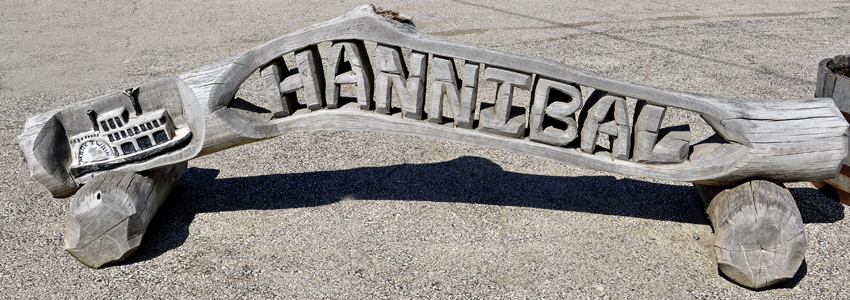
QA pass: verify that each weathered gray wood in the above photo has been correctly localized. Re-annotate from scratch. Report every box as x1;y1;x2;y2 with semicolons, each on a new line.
694;181;806;289
18;4;850;197
633;101;665;135
374;44;405;115
580;91;631;160
260;57;297;118
294;46;325;111
457;62;480;127
426;55;459;124
377;44;406;75
279;74;303;94
529;78;582;146
250;107;743;183
65;162;187;268
817;58;836;98
633;101;691;163
169;5;844;168
427;56;478;129
814;54;850;207
653;126;690;161
833;75;850;112
325;40;374;110
817;54;850;112
19;76;203;197
479;67;532;138
374;44;426;118
13;7;850;287
404;51;428;119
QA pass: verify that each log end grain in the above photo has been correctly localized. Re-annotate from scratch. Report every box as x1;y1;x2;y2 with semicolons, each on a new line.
697;180;806;289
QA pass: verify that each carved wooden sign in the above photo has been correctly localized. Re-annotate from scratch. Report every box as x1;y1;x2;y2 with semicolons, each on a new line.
17;5;849;289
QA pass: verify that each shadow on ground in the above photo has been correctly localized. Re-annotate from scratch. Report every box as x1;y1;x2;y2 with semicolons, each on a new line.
716;259;809;291
129;156;845;267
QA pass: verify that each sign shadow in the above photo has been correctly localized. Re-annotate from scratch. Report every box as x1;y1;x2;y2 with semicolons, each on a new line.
127;156;845;265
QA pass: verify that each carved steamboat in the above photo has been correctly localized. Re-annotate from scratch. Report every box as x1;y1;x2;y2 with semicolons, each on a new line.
67;89;192;178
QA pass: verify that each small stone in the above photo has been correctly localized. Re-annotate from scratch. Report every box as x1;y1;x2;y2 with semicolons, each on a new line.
594;285;605;292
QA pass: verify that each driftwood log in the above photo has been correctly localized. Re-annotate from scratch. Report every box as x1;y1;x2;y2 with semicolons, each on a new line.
16;5;848;288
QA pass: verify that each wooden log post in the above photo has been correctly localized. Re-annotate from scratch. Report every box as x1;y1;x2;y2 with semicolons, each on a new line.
64;162;187;268
694;181;806;289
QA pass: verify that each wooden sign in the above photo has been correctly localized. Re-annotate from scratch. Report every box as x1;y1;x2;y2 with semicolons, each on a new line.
17;5;848;289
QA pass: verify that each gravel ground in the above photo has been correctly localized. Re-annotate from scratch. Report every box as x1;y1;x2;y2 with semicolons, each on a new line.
2;0;849;299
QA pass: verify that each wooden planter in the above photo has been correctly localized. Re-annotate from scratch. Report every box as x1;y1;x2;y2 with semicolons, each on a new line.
813;55;850;205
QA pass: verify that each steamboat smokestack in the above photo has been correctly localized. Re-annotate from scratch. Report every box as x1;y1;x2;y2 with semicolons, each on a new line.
124;87;143;116
86;110;99;132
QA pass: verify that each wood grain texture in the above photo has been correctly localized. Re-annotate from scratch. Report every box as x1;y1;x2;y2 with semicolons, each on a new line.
579;91;631;160
695;181;806;289
260;106;747;182
18;111;77;197
12;7;845;288
294;46;326;111
18;5;850;198
260;57;296;118
833;75;850;112
479;67;532;138
175;5;846;182
373;44;426;118
426;56;479;129
64;162;187;268
816;58;836;98
816;55;850;110
19;77;204;197
326;40;374;110
633;101;690;164
528;78;582;146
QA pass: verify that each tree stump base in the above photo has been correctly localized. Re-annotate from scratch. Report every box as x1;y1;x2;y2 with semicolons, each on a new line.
695;180;806;289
